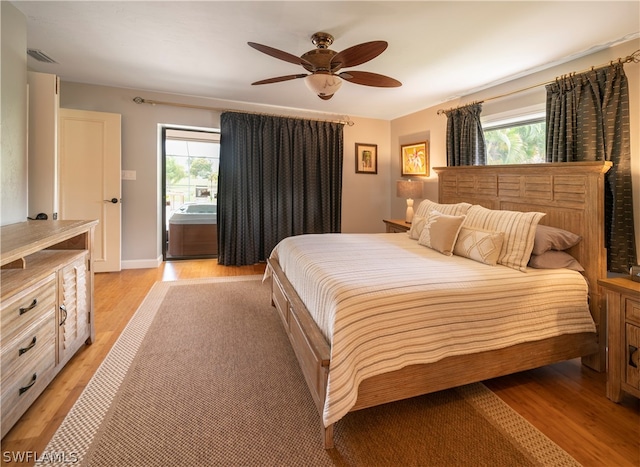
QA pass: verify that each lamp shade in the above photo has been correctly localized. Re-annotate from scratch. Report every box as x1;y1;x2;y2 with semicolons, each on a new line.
305;72;342;97
396;180;424;199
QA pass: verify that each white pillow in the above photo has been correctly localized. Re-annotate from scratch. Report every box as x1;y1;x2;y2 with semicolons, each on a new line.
418;210;466;256
463;205;545;272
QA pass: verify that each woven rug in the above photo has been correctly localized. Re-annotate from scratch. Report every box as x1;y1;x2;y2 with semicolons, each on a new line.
45;275;579;466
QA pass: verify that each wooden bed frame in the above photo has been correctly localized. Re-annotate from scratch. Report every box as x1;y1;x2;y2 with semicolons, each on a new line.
266;161;611;448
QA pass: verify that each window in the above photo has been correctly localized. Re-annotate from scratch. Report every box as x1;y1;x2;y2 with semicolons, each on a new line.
482;107;546;165
165;129;220;209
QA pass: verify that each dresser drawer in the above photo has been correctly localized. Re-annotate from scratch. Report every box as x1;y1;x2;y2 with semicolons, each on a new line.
0;339;56;430
1;313;56;381
1;273;56;342
626;297;640;325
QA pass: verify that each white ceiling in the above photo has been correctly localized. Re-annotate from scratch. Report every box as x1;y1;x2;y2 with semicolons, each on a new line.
13;1;640;120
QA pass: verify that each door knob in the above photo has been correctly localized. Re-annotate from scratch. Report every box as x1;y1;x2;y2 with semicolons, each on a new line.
104;198;119;204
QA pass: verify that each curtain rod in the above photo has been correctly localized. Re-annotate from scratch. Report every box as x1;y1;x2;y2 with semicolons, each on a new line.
437;49;640;115
132;96;355;126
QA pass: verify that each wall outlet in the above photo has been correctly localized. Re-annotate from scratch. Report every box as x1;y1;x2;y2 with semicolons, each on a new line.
121;170;136;180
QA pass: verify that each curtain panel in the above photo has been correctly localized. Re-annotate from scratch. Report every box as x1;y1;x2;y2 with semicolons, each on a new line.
546;63;636;273
445;103;486;166
217;112;343;266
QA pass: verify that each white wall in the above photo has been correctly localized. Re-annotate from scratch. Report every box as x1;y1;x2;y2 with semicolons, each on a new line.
0;2;28;226
391;39;640;263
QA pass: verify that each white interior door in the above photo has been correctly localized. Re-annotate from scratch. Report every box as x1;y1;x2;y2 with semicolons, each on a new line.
58;108;122;272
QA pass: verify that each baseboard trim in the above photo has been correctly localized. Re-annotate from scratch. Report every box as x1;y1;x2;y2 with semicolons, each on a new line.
121;256;163;269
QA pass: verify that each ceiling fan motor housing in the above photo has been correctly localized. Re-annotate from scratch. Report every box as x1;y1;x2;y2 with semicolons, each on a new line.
301;49;339;73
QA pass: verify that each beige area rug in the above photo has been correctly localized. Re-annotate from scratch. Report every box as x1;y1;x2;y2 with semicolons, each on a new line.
45;275;579;466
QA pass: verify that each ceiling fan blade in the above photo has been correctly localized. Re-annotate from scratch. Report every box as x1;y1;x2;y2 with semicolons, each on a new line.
252;74;307;85
248;42;310;66
330;41;388;69
339;71;401;88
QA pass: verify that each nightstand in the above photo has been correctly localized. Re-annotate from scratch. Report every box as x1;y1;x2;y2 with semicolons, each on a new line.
383;219;411;233
598;277;640;401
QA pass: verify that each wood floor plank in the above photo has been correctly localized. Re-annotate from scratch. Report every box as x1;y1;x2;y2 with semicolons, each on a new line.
1;260;638;466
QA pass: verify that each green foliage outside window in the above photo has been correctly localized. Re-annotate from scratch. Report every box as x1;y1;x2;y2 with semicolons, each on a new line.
484;120;546;165
166;156;187;185
189;158;214;180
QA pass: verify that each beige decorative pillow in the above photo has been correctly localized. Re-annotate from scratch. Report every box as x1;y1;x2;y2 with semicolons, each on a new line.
407;215;427;240
418;210;466;256
463;205;545;272
414;199;472;218
453;227;505;266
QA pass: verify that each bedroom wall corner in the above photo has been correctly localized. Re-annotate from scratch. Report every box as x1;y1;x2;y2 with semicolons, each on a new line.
341;116;392;233
389;105;448;219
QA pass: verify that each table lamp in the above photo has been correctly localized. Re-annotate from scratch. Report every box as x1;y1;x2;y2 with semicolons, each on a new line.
396;180;424;223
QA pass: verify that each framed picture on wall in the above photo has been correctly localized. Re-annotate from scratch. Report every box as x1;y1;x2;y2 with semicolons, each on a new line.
400;141;429;176
355;143;378;174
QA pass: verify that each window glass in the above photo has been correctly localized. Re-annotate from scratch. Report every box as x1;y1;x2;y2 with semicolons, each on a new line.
165;130;220;209
484;118;546;165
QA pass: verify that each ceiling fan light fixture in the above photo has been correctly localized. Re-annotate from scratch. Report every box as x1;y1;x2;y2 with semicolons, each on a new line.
304;72;342;98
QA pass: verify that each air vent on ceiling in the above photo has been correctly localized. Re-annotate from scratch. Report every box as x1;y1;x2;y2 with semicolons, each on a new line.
27;49;58;63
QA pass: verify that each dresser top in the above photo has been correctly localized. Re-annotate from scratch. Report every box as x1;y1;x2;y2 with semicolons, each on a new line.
1;220;98;267
598;276;640;295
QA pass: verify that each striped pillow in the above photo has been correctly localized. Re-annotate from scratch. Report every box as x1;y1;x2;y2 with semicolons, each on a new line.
408;215;428;240
463;205;545;272
415;199;472;217
409;200;472;239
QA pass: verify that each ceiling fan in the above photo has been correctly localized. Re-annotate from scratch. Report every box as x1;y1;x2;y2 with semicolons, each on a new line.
248;32;402;100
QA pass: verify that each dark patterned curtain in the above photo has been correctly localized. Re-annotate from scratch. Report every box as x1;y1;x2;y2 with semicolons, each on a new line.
217;112;343;266
445;103;486;166
546;63;636;273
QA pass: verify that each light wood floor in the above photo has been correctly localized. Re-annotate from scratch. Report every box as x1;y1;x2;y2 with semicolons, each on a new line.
1;260;638;466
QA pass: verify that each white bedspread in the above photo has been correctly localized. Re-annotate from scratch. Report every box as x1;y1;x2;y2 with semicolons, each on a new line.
267;233;595;427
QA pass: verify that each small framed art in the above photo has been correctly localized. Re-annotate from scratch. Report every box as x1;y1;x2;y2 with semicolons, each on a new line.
400;142;429;177
355;143;378;174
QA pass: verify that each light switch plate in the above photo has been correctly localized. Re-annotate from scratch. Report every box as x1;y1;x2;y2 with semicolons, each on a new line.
121;170;136;180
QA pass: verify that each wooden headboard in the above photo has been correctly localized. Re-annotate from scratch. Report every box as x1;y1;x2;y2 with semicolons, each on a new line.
434;161;612;371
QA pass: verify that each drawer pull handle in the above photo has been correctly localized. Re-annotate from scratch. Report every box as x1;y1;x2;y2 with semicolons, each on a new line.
630;345;638;369
19;374;37;395
18;336;37;356
19;299;38;315
59;304;68;326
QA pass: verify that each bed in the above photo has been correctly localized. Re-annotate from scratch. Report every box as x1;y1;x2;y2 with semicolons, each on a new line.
265;162;611;448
